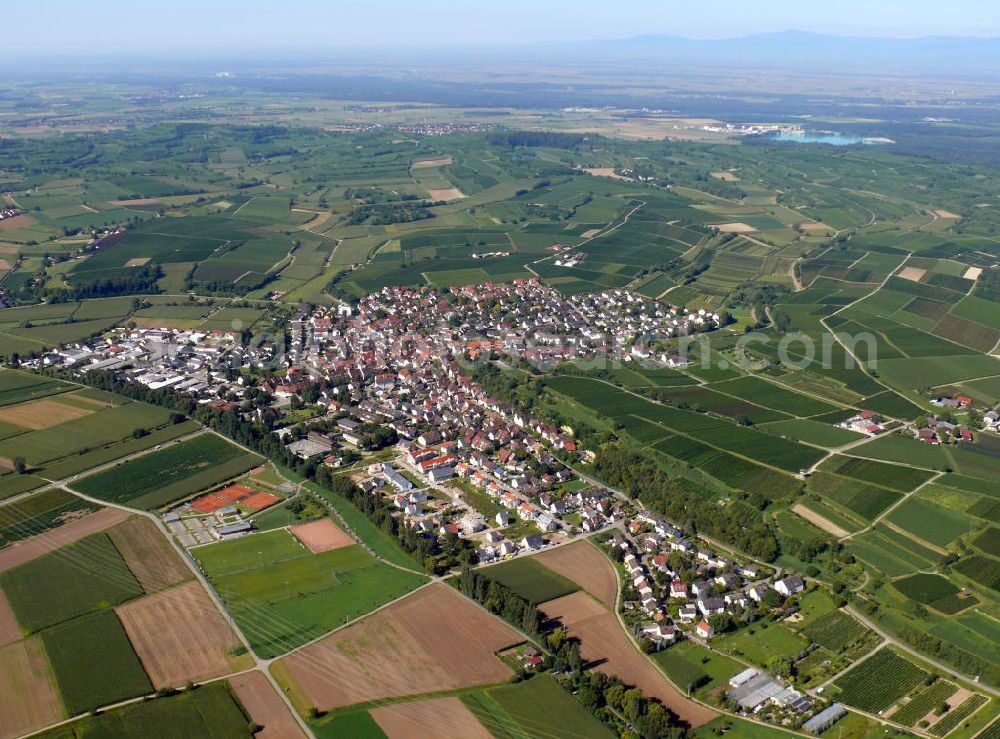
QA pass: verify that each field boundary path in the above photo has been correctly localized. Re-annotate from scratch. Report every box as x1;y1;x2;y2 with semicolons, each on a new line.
844;605;1000;699
838;471;944;542
59;483;315;736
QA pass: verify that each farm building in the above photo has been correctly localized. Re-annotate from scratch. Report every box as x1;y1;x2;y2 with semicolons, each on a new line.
802;703;847;734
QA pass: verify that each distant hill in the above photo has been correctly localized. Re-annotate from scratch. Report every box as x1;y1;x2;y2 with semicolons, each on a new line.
538;31;1000;76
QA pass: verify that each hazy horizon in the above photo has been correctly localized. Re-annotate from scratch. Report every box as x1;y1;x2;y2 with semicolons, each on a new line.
4;0;998;59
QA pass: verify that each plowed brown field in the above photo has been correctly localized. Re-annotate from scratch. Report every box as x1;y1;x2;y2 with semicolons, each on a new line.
277;583;517;711
0;638;61;739
371;697;491;739
541;592;716;728
116;581;242;689
534;540;618;608
230;671;306;739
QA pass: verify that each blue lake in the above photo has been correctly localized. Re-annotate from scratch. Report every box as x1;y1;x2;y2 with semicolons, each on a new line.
772;132;887;146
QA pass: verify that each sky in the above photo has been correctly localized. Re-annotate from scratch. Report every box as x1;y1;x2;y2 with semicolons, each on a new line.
5;0;998;57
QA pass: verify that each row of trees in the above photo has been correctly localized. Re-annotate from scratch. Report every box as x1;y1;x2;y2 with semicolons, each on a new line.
457;566;542;638
592;444;780;561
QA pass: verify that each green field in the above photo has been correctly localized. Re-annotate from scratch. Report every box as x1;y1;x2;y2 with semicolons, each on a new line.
481;557;580;603
41;609;153;715
193;530;426;658
887;496;973;548
654;640;744;697
1;531;143;633
40;680;249;738
463;674;614;738
893;574;969;614
72;433;263;509
716;621;808;666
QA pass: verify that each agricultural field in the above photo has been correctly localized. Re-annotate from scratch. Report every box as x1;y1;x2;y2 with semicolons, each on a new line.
540;591;718;727
39;681;254;738
481;556;580;603
373;697;493;739
532;539;619;608
832;648;928;713
40;609;153;715
273;583;521;712
71;433;263;509
8;72;1000;737
801;611;872;652
1;531;143;633
461;674;614;738
0;487;104;548
193;528;427;658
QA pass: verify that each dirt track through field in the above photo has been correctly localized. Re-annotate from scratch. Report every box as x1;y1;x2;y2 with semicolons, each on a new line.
230;671;306;739
0;638;62;739
541;592;717;728
0;507;131;573
116;581;241;689
0;398;93;430
277;583;517;711
290;518;354;553
534;540;618;608
108;517;191;592
371;697;492;739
